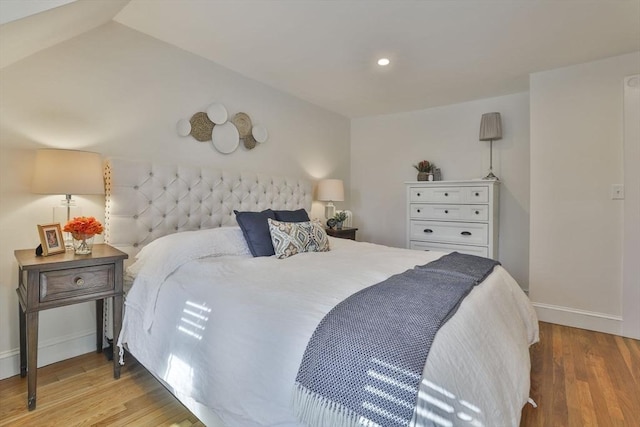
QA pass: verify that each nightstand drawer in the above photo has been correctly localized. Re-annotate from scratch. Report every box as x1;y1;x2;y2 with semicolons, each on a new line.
409;220;488;245
40;264;115;302
410;204;489;221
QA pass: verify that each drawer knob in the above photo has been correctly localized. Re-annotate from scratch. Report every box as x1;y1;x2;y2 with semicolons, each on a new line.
475;192;479;196
444;210;449;214
475;210;480;214
74;277;85;286
423;229;433;233
417;192;421;197
417;209;421;213
461;231;472;236
444;193;449;196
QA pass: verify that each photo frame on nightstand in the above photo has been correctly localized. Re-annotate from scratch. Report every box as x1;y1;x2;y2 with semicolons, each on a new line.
37;223;65;256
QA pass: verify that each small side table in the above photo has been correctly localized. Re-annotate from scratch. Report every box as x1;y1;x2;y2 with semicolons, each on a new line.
15;244;128;410
325;227;358;241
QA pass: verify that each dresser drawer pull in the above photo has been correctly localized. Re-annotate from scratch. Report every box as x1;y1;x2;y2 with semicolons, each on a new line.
417;209;421;213
475;192;480;196
74;277;85;286
444;210;449;214
423;229;433;233
475;210;480;215
417;192;421;197
444;193;449;196
461;231;472;236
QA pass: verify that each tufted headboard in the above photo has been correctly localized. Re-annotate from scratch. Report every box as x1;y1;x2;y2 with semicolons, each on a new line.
104;158;313;260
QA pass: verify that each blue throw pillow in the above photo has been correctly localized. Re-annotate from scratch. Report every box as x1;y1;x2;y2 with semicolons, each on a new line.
234;209;276;257
273;209;310;223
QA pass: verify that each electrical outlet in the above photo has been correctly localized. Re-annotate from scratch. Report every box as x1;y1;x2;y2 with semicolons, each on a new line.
612;184;624;200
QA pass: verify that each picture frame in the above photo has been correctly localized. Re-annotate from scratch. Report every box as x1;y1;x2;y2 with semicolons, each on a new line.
37;223;66;256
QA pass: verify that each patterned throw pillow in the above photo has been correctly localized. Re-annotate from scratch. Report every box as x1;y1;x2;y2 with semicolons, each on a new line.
268;218;330;259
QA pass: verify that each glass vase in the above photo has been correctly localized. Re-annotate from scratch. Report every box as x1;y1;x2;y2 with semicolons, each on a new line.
73;234;95;255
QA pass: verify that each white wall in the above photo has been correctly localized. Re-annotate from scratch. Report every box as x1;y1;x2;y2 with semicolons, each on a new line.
529;52;640;334
351;92;531;289
0;22;350;379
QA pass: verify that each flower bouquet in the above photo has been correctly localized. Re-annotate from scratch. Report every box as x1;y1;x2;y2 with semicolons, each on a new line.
63;216;104;254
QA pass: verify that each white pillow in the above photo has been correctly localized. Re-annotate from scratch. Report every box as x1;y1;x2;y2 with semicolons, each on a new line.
127;226;250;278
125;226;250;330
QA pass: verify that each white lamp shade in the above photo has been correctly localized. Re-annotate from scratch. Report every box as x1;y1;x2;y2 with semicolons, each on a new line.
32;149;104;195
317;179;344;202
479;112;503;141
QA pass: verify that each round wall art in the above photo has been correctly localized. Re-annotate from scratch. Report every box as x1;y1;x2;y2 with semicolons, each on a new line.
231;112;252;138
211;121;240;154
206;103;228;125
252;124;268;143
189;112;214;142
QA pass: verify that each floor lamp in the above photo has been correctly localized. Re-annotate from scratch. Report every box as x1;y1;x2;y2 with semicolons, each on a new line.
479;112;502;180
31;149;104;249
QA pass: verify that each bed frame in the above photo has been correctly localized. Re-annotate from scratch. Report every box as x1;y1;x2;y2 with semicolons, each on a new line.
103;158;313;425
104;158;313;261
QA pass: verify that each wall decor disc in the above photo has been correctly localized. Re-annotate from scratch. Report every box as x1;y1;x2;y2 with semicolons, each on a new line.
176;119;191;137
231;112;252;138
189;112;214;141
212;122;240;154
252;124;268;143
206;103;228;125
243;134;257;150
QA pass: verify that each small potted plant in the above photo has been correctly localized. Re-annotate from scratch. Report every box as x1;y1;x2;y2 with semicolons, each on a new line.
332;211;348;229
413;160;434;181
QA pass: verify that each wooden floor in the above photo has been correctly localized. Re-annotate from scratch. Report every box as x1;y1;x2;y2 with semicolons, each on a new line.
1;322;638;426
521;322;640;426
0;353;204;427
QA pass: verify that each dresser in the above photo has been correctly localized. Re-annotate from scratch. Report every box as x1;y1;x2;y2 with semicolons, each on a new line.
406;180;499;259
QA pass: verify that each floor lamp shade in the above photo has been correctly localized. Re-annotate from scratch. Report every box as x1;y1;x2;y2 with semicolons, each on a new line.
479;112;502;180
32;149;104;195
317;179;344;219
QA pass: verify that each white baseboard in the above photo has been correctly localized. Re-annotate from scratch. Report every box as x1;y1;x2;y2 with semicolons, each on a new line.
0;329;97;380
532;302;622;335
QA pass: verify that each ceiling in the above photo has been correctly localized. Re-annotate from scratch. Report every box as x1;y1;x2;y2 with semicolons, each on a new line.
2;0;639;118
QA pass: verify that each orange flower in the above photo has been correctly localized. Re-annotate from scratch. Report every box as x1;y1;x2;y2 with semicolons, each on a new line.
63;216;104;238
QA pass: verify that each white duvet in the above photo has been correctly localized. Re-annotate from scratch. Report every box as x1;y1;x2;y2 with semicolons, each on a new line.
119;227;538;427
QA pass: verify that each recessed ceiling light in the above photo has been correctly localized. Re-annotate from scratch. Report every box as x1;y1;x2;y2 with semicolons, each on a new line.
377;58;390;66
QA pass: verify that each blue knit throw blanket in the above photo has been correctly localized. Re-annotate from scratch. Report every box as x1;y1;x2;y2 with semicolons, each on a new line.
293;252;500;427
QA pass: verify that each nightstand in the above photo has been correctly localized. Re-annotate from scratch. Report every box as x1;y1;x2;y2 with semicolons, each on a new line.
325;227;358;241
14;244;128;410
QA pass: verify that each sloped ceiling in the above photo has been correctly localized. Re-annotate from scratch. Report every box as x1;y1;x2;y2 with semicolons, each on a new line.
2;0;639;118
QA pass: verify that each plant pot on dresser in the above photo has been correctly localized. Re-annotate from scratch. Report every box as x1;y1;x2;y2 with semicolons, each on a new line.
406;180;499;259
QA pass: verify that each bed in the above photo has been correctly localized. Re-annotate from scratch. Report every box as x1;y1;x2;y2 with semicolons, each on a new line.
104;158;539;427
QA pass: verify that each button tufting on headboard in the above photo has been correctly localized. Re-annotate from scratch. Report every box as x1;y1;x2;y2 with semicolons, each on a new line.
104;158;313;260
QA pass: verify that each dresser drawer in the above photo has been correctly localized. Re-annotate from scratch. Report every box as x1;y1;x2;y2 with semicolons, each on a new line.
409;187;463;203
40;264;115;302
409;185;489;204
410;241;489;258
409;220;489;245
410;204;489;221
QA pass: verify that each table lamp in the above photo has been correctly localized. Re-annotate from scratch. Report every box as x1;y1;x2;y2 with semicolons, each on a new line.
31;149;104;248
317;179;344;219
479;112;502;180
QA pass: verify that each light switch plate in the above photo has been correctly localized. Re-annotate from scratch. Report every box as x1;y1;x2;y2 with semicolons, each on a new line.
612;184;625;200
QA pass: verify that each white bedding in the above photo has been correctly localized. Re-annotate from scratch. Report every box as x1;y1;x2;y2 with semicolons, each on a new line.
119;228;538;427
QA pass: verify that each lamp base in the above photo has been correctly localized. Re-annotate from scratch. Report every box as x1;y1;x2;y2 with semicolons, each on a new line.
482;171;499;181
324;202;336;219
